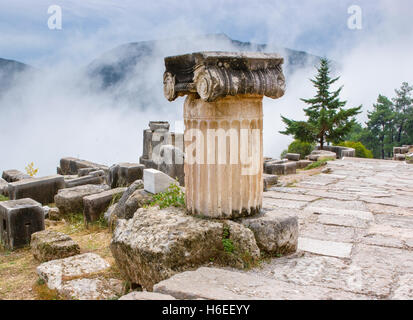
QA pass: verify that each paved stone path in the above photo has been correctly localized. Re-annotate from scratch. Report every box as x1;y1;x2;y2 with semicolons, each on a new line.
155;158;413;299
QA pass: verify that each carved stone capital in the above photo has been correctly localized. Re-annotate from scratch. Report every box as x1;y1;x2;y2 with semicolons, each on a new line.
164;52;286;102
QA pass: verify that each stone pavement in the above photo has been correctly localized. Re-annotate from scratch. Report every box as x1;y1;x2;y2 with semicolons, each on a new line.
250;157;413;299
155;158;413;299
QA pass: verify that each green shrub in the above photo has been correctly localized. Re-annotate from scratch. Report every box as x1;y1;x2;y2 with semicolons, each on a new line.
287;140;315;159
148;182;185;209
222;226;235;254
0;195;8;202
336;141;373;158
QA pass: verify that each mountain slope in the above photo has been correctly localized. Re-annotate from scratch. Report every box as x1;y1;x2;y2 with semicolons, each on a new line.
87;34;320;91
0;58;32;94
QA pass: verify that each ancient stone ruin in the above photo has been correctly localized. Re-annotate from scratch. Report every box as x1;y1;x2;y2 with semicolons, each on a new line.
164;51;286;218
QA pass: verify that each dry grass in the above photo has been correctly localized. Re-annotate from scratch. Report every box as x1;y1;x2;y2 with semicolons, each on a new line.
0;212;122;300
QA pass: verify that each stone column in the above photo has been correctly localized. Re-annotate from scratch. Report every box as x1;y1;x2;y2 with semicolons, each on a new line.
163;52;285;219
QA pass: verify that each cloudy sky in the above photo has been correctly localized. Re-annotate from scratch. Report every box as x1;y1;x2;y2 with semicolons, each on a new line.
0;0;412;174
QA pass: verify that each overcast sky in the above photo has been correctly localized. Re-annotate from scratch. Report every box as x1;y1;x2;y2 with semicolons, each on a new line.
0;0;411;66
0;0;412;174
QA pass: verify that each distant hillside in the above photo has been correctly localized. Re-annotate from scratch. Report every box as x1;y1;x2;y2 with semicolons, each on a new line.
87;34;320;91
0;58;32;95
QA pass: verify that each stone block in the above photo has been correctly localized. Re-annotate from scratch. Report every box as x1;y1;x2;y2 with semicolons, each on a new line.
308;150;337;161
149;121;170;132
143;168;178;194
83;187;127;223
263;174;278;191
297;160;313;169
31;230;80;262
0;177;8;196
0;198;45;250
54;184;110;215
59;157;108;175
239;210;298;255
107;163;144;188
157;145;185;186
110;207;260;290
36;252;122;299
8;175;65;205
286;153;300;161
64;174;105;188
77;167;101;177
394;154;406;161
2;169;31;183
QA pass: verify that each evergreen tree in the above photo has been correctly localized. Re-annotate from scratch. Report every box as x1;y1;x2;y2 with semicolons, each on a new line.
366;95;395;159
280;58;361;149
392;82;413;144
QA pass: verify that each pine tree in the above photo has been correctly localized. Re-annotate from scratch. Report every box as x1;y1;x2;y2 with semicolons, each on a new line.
280;58;361;149
366;95;395;159
392;82;413;144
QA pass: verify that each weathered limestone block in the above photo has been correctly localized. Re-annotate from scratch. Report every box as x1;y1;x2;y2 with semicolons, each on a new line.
239;210;298;255
267;162;296;175
0;198;45;250
164;51;285;219
153;267;364;300
119;291;175;300
1;169;31;183
77;167;101;177
36;252;121;300
286;153;300;161
31;230;80;262
83;187;126;223
149;121;170;131
264;160;288;174
64;174;105;188
107;163;145;188
394;154;406;161
263;174;278;191
110;180;144;220
122;189;153;220
317;145;355;159
59;278;123;300
8;175;65;205
0;177;8;196
309;150;337;161
143;168;178;194
43;206;61;221
59;157;108;175
158;145;185;186
110;207;260;290
297;160;313;169
54;184;110;215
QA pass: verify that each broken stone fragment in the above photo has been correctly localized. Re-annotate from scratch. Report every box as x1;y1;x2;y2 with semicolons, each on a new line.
64;174;105;188
54;184;110;215
110;179;145;220
37;253;110;290
110;207;260;290
239;210;298;255
31;230;80;262
1;169;31;183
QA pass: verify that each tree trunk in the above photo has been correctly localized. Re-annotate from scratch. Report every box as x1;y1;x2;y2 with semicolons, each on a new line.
320;136;324;150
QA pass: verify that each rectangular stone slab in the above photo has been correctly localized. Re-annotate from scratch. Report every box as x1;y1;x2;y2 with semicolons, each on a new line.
0;198;45;250
8;175;65;205
83;187;126;223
